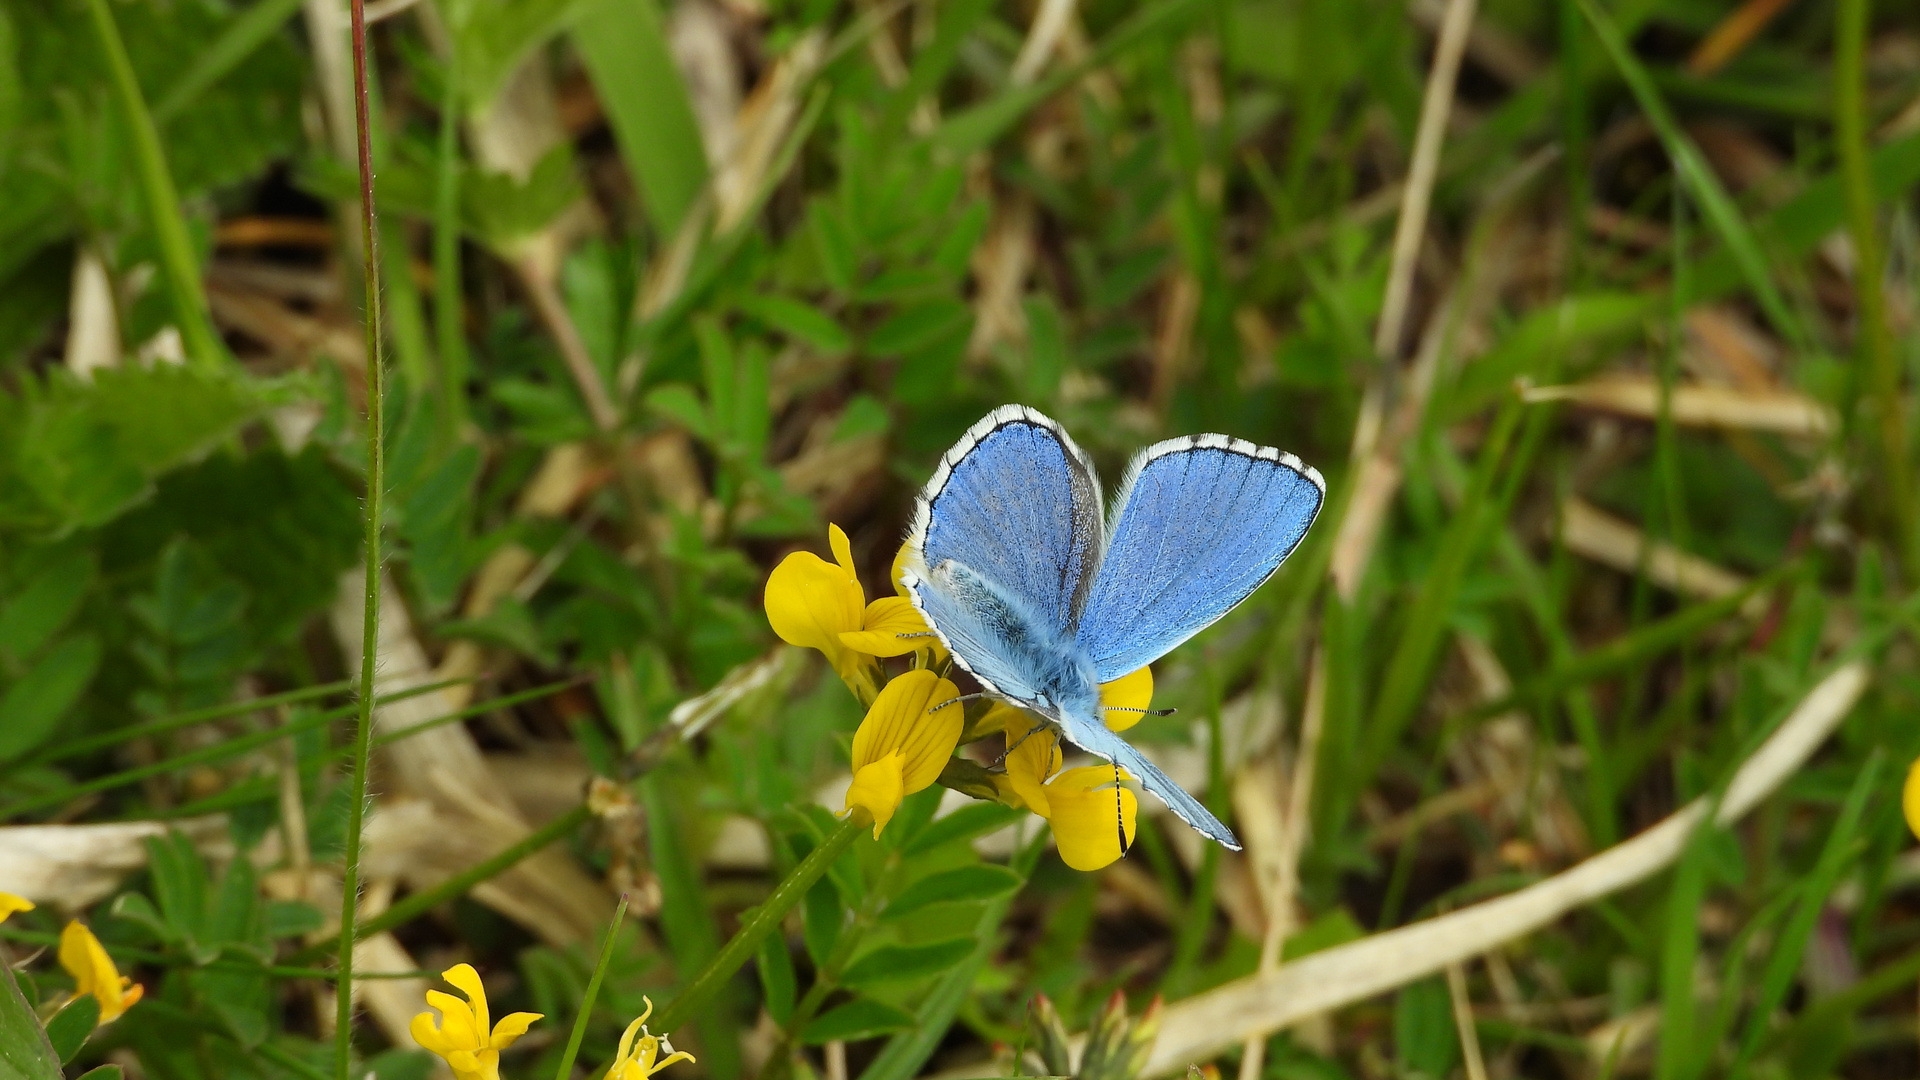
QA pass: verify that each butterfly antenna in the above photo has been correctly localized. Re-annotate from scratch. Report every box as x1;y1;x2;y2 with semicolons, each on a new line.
930;692;987;713
1114;759;1129;859
1104;706;1178;717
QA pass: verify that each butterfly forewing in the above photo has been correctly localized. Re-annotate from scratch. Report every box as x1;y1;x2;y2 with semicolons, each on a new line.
909;405;1104;638
1077;437;1324;684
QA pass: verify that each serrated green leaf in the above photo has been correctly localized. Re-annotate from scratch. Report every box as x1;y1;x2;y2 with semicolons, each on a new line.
0;366;263;535
881;866;1022;922
799;997;916;1045
838;939;975;988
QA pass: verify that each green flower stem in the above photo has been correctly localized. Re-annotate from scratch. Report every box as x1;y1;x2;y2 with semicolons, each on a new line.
336;0;386;1075
653;817;864;1035
80;0;222;368
1836;0;1917;576
555;894;631;1080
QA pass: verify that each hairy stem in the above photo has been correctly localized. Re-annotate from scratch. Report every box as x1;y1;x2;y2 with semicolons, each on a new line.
335;0;385;1074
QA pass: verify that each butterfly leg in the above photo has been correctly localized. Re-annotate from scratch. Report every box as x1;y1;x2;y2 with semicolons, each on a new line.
929;692;989;712
986;717;1046;769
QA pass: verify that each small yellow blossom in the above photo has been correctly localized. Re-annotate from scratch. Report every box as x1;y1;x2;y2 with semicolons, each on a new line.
410;963;542;1080
607;996;696;1080
58;921;143;1023
766;525;946;701
1905;756;1920;841
845;670;966;837
998;714;1138;872
0;893;34;923
1098;666;1155;732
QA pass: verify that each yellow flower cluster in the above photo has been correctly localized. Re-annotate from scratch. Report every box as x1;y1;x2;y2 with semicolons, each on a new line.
411;966;694;1080
767;524;1146;870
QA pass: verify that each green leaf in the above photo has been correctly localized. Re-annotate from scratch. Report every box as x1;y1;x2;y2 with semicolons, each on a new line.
0;366;264;535
865;299;971;357
1393;977;1458;1079
0;548;93;662
881;866;1022;922
645;383;713;440
737;294;851;354
0;943;61;1080
572;0;708;238
903;802;1022;856
72;1067;123;1080
455;0;585;108
44;994;99;1064
0;634;101;761
757;931;796;1025
800;998;917;1045
839;939;976;988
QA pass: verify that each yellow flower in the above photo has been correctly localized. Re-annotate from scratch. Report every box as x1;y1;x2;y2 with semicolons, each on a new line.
845;670;965;837
0;893;34;924
998;713;1138;872
766;525;947;701
1905;756;1920;840
58;921;143;1023
1098;666;1155;732
410;963;542;1080
607;996;696;1080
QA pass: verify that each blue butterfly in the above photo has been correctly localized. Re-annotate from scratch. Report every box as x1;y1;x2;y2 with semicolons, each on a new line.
900;405;1325;851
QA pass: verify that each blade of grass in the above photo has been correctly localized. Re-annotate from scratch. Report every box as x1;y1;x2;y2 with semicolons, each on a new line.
81;0;222;368
652;817;863;1034
1729;750;1883;1078
1576;0;1808;349
553;893;631;1080
5;677;349;770
571;0;710;240
1654;797;1711;1080
336;0;386;1072
153;0;306;121
1358;393;1524;795
1835;0;1917;576
434;24;468;443
0;678;574;820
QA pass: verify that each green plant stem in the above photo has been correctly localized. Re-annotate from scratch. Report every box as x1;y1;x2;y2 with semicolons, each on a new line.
1836;0;1917;577
0;678;571;820
81;0;222;368
555;894;631;1080
653;817;864;1035
336;0;386;1074
7;677;351;770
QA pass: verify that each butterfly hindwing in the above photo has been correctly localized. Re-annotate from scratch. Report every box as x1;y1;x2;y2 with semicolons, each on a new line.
1077;437;1325;684
1057;710;1241;850
903;558;1055;702
908;405;1104;639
